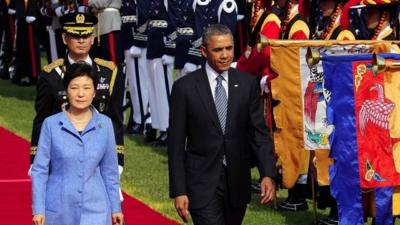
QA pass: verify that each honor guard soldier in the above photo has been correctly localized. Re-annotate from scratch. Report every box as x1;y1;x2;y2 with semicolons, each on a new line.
171;0;195;78
13;0;40;84
145;0;172;146
127;0;154;141
121;0;144;134
30;13;125;187
183;0;238;75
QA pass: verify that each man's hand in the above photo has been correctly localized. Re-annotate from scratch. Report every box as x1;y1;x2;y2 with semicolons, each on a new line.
32;214;45;225
174;195;189;223
112;212;124;225
260;176;275;204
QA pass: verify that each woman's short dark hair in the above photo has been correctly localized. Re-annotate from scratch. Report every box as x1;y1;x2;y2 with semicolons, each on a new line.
63;62;97;89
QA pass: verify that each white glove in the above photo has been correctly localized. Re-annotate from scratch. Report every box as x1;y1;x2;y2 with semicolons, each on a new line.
182;62;198;75
129;46;142;57
230;61;237;68
40;7;47;16
161;54;174;65
119;187;124;202
55;6;64;17
78;6;87;13
118;165;123;178
237;14;245;21
260;75;270;93
8;8;16;15
28;165;32;177
25;16;36;23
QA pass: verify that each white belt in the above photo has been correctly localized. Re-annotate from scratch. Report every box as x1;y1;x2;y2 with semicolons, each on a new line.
122;15;137;23
149;20;168;28
103;8;119;12
177;27;194;36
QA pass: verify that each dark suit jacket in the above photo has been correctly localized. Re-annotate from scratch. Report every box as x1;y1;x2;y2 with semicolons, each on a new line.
168;67;275;209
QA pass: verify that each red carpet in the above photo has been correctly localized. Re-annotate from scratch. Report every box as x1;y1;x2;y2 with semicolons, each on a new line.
0;127;179;225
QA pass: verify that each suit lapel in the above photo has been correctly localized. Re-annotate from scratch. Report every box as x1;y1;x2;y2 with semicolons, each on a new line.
226;69;239;134
195;69;223;134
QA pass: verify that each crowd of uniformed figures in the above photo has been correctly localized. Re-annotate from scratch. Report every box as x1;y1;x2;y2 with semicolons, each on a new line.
0;0;399;224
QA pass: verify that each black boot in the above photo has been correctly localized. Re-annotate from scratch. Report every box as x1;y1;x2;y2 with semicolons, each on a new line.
277;183;308;211
144;124;157;143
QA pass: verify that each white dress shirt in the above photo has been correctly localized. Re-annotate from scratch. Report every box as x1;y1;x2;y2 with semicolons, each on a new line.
68;54;93;66
205;62;229;99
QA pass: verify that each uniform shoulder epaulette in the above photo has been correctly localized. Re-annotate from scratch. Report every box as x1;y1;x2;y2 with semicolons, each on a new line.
337;30;355;41
262;13;281;29
288;20;310;39
94;58;116;71
43;58;64;73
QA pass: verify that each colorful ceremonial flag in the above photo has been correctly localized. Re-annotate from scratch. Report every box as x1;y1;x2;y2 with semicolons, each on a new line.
322;53;400;225
269;43;368;187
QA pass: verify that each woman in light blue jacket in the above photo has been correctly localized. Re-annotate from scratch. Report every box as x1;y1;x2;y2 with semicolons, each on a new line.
31;62;124;225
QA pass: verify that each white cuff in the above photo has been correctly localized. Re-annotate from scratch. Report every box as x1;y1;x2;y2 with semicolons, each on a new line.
182;62;198;75
8;8;16;15
118;165;123;177
129;46;142;57
25;16;36;23
119;188;124;202
260;76;270;93
28;165;32;177
55;6;64;17
161;54;174;65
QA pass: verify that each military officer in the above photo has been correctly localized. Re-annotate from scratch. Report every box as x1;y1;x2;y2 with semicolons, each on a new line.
30;13;125;184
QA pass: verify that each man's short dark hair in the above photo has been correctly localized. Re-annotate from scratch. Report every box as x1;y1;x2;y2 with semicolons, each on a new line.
63;62;97;90
202;24;233;47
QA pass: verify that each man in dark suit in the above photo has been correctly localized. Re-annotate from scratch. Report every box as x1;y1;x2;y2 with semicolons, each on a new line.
168;24;276;225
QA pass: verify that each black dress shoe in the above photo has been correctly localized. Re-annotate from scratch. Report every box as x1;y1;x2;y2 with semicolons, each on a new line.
152;132;167;147
144;124;157;143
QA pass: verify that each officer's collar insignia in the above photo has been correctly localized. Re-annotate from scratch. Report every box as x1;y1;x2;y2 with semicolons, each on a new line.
76;14;85;24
